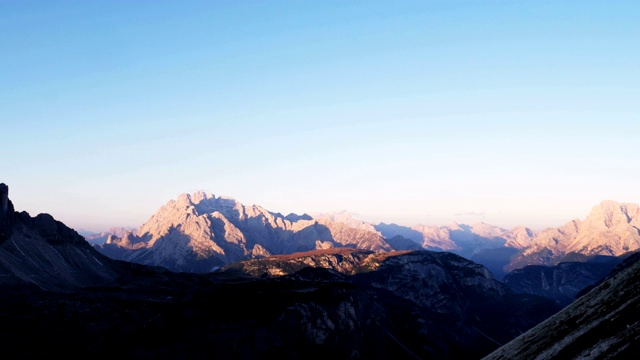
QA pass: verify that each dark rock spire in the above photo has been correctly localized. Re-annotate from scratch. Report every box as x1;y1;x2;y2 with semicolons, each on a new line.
0;183;8;216
0;183;10;241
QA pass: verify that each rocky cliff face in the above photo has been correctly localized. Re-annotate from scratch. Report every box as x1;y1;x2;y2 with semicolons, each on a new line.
506;200;640;272
95;192;413;273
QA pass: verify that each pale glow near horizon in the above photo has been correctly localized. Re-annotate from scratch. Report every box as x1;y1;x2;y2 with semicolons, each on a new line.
2;1;639;232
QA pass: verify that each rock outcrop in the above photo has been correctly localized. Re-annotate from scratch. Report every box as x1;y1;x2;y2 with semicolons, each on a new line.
0;183;8;217
0;183;12;242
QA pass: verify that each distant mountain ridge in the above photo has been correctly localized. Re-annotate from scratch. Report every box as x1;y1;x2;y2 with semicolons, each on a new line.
94;191;640;279
81;226;137;245
375;222;537;257
375;221;538;279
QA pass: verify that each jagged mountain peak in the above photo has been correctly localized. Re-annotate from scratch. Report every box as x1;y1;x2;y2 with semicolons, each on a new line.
505;225;534;238
172;192;239;214
180;191;216;204
312;210;358;222
501;226;538;249
471;222;508;237
145;192;271;227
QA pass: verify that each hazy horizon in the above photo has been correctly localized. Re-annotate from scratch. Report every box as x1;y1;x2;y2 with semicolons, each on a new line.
3;1;639;233
2;182;632;234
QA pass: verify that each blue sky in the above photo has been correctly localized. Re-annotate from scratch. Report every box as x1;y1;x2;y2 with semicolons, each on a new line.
2;1;639;232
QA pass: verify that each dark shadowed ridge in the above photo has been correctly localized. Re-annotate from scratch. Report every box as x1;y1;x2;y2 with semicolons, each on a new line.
503;258;623;307
0;183;121;291
221;248;561;359
482;252;640;359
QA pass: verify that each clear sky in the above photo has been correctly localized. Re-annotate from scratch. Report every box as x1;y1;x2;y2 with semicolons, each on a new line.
2;1;639;232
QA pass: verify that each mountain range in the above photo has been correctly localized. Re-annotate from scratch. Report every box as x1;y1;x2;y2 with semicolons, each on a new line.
95;192;640;282
2;182;639;358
